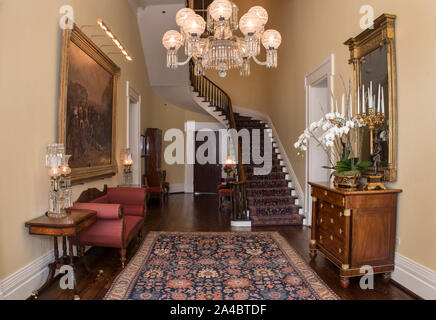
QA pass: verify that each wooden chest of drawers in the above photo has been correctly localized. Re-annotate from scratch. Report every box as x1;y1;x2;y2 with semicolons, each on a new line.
309;182;402;288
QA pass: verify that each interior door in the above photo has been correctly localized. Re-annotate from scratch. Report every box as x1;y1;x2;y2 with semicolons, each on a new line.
194;131;222;194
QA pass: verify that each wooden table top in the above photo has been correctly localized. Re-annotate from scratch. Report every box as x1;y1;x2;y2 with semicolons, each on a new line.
309;181;403;195
25;209;96;229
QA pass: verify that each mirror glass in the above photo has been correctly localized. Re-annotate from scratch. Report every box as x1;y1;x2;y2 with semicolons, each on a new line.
359;46;390;167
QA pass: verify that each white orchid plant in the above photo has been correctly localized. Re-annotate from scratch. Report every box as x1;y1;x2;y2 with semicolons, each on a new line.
294;86;372;176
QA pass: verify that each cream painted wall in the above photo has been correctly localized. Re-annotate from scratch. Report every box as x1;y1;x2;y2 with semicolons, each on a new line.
266;0;436;271
150;93;217;185
0;0;153;280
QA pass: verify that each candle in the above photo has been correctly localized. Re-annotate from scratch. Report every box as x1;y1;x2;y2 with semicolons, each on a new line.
336;100;338;114
368;88;372;109
357;87;360;114
381;87;385;114
349;92;353;118
362;85;366;113
377;84;381;113
341;94;345;116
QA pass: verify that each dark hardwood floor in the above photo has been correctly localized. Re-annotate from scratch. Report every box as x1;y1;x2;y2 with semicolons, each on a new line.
37;194;417;300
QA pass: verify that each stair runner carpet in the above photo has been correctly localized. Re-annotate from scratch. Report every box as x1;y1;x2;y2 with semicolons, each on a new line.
235;114;304;226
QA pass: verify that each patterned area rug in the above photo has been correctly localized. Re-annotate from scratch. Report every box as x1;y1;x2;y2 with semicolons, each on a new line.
104;232;339;300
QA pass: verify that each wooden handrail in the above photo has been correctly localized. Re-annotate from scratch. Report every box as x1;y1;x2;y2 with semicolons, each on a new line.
189;61;249;221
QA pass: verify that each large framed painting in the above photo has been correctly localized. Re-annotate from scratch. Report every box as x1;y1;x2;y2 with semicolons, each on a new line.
58;25;120;184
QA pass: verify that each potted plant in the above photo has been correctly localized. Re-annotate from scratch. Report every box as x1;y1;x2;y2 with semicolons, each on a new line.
294;90;372;189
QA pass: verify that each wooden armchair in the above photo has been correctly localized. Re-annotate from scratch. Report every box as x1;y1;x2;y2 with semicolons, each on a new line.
144;171;165;205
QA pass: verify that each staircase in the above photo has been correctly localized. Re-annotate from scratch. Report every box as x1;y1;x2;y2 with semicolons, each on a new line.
189;61;304;227
235;114;304;226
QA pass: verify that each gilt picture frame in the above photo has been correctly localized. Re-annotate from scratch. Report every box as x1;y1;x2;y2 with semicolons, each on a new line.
58;24;120;184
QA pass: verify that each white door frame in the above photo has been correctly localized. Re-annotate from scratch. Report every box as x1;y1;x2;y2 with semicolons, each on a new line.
184;121;225;193
126;81;142;185
304;54;335;226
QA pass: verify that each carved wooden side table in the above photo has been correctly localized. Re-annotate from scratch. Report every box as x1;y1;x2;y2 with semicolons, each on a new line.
309;182;402;288
25;209;97;300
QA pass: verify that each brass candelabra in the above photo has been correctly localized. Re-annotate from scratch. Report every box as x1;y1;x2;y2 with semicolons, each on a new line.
356;107;385;156
356;108;387;190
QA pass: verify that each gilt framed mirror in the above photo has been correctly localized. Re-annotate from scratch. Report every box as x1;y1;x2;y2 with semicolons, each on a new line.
344;14;397;182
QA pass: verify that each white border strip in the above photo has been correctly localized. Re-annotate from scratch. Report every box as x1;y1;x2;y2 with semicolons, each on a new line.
392;254;436;300
0;250;54;300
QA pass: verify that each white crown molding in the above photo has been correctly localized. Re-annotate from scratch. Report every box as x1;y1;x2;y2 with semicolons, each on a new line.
392;254;436;300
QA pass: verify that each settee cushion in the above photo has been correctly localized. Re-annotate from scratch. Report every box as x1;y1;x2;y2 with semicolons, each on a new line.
123;204;145;217
124;216;143;242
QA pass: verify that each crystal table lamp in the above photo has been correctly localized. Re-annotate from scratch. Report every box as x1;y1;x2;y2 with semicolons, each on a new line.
120;148;133;185
46;143;72;218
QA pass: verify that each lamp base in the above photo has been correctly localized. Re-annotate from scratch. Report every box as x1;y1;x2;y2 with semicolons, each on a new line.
364;174;386;191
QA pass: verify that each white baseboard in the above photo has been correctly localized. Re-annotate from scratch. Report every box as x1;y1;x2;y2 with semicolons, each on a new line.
169;183;185;194
233;106;305;213
392;253;436;300
0;249;55;300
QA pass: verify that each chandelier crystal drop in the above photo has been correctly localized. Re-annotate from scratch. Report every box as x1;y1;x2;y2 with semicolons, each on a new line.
162;0;282;77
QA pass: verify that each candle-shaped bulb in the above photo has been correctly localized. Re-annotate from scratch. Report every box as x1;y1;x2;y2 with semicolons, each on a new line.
357;87;360;115
362;84;366;113
377;84;381;113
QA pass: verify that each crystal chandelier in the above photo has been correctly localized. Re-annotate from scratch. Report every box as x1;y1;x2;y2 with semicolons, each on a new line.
162;1;282;77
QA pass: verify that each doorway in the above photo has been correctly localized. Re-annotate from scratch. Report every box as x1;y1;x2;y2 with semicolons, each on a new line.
304;54;335;225
127;81;142;185
194;130;222;194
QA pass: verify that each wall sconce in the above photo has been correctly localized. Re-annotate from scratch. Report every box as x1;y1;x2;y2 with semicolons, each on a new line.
97;19;133;61
120;148;133;185
46;143;72;218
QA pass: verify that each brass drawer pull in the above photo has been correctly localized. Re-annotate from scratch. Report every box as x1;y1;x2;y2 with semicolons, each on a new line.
339;211;343;217
319;235;323;240
320;218;323;223
324;191;328;196
338;248;342;254
329;235;333;241
331;204;334;208
339;228;343;234
320;203;324;208
330;218;334;224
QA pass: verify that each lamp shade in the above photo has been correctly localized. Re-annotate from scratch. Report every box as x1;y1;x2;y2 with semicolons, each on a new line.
239;13;263;36
176;8;195;27
209;0;233;21
248;6;268;26
182;14;206;36
262;29;282;49
162;30;183;50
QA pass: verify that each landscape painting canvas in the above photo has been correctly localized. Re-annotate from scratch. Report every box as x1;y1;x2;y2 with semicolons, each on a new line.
58;25;120;184
66;42;113;168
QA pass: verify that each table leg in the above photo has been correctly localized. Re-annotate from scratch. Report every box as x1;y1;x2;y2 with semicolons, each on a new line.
68;236;80;300
77;234;91;273
53;236;59;264
62;236;67;263
31;236;60;299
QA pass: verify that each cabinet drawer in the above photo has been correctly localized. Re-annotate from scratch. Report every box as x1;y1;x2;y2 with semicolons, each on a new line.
318;228;346;263
312;188;345;208
317;202;346;240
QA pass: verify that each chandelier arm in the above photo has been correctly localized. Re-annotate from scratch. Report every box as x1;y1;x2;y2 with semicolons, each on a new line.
177;55;193;66
252;55;268;66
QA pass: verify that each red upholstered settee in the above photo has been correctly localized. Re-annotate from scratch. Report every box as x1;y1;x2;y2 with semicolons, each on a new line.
72;187;146;267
